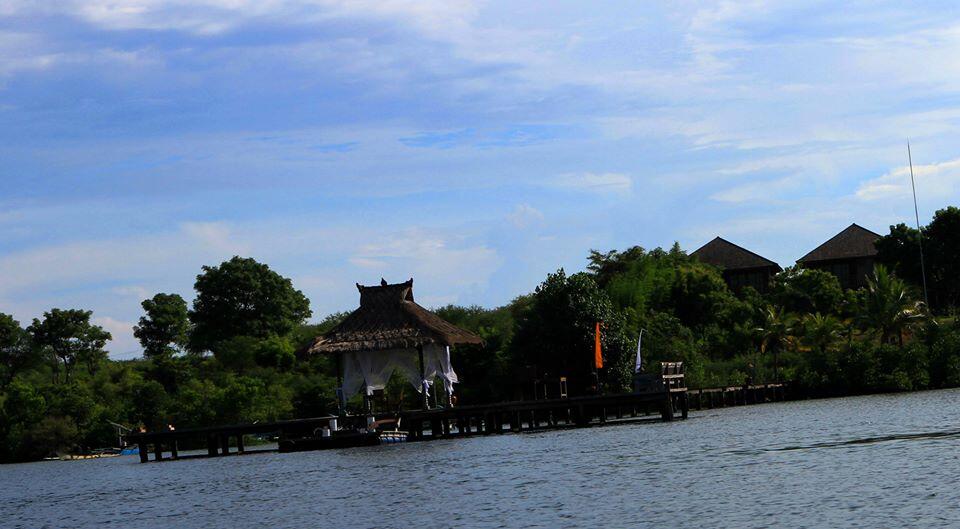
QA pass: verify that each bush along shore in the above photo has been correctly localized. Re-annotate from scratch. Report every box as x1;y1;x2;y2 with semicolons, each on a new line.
1;206;959;463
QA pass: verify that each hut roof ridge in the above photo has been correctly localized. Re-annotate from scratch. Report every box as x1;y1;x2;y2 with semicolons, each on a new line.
797;223;881;264
691;236;782;271
308;279;482;354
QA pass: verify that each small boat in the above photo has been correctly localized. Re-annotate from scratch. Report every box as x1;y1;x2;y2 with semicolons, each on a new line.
279;428;408;453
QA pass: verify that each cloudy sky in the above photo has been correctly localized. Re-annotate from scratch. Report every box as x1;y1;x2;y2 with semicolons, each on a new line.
3;1;960;357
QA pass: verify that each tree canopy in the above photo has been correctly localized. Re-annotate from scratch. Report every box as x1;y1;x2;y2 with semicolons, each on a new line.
27;309;111;382
189;256;312;352
134;293;189;360
877;206;960;311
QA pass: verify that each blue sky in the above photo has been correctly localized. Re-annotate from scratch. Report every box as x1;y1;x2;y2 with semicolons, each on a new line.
3;1;960;357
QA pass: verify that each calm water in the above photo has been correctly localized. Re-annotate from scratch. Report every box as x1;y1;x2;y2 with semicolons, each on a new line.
4;390;960;528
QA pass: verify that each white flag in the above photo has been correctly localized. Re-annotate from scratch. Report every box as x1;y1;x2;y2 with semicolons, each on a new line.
634;329;644;373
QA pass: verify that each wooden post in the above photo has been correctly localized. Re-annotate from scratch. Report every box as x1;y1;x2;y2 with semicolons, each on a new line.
660;395;674;421
171;439;179;460
417;344;428;411
236;434;245;454
363;387;372;415
336;352;344;415
138;441;148;463
153;441;163;462
220;434;230;455
207;435;218;457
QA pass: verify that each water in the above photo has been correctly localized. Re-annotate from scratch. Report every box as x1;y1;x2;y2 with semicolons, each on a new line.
4;390;960;528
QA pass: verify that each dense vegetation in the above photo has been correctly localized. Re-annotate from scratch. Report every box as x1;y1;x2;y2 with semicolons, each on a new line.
2;209;959;463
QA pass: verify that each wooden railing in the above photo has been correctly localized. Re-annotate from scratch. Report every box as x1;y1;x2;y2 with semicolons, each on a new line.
660;361;686;392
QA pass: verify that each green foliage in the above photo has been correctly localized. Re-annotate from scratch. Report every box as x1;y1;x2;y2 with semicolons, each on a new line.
855;265;925;345
511;269;633;395
0;313;35;388
434;304;518;403
134;293;189;359
28;309;111;381
877;206;960;310
189;256;312;352
926;206;960;308
769;267;844;315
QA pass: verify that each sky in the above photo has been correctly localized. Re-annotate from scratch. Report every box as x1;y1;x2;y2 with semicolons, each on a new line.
3;1;960;358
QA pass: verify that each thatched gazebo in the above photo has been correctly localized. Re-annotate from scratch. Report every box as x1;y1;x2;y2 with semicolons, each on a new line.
308;279;482;411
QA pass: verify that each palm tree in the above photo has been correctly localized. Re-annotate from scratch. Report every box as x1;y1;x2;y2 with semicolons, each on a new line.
856;265;926;346
756;305;797;382
803;312;843;355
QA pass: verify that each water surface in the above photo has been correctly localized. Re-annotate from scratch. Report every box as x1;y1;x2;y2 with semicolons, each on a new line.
4;390;960;528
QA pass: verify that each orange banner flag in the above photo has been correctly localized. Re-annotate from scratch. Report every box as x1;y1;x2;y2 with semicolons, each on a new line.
594;321;603;369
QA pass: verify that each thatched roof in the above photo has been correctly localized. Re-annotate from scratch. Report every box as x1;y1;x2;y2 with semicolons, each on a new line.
307;279;483;354
798;223;880;264
691;237;782;271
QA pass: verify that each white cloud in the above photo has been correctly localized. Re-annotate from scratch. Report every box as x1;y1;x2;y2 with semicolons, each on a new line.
111;285;151;300
554;172;632;193
93;316;140;357
506;203;544;229
856;158;960;202
710;176;798;203
2;1;480;35
352;229;502;302
0;216;504;357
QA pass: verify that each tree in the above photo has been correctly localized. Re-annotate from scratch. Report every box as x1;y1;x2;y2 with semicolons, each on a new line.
925;206;960;308
0;313;35;388
189;256;312;352
134;293;189;360
856;265;925;346
756;305;797;382
875;223;923;288
802;313;843;355
28;309;112;381
769;266;845;314
876;207;960;310
511;270;633;395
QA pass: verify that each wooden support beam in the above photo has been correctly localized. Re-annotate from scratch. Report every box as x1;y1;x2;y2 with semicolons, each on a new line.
138;442;148;463
220;434;230;455
153;442;163;462
660;396;674;421
171;440;179;460
207;435;218;457
417;344;428;411
236;434;245;454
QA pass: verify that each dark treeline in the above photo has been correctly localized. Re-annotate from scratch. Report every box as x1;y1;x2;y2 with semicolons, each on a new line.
2;207;960;463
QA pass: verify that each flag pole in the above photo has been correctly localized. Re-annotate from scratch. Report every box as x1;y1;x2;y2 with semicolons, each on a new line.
907;140;930;307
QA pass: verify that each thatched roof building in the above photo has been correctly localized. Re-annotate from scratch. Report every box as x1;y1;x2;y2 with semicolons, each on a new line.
691;237;782;293
308;279;482;354
797;223;881;289
308;279;481;410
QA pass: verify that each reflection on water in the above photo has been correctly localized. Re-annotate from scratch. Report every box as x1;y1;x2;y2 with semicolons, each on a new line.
4;389;960;528
770;428;960;452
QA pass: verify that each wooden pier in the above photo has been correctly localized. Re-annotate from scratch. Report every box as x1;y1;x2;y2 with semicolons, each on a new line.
125;387;686;463
124;375;787;464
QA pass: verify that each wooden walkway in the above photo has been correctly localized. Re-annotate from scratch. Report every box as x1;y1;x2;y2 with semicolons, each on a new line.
125;380;787;464
125;388;683;463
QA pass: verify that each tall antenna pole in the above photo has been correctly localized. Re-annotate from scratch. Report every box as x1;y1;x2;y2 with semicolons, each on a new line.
907;140;930;307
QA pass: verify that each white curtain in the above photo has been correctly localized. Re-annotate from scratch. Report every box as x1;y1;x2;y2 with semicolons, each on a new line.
340;345;458;397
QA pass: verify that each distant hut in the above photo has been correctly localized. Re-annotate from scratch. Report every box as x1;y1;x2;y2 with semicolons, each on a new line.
307;279;483;411
797;223;881;290
691;237;782;293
